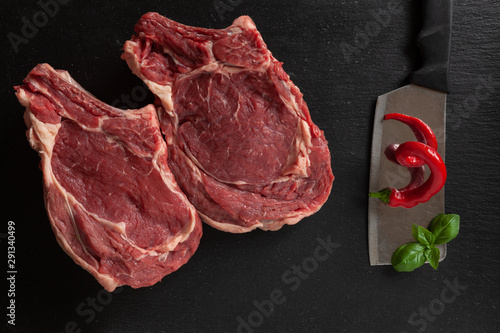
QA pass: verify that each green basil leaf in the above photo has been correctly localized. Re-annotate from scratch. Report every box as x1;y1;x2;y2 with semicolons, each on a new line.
427;214;460;245
391;243;426;272
425;246;440;270
412;224;436;246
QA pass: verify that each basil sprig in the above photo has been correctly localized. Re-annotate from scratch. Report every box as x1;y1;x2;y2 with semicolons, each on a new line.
391;214;460;272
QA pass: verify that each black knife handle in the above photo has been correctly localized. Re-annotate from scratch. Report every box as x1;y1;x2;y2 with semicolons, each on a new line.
411;0;453;93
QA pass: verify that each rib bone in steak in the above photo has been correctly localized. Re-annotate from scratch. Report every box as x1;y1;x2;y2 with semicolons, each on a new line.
15;64;202;291
122;13;334;232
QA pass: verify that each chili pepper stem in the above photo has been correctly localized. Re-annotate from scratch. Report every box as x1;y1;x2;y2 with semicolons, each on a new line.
369;188;392;204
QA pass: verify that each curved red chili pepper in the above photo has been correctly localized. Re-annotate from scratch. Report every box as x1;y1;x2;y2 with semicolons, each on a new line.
384;113;437;168
370;142;446;208
369;114;447;208
384;113;437;149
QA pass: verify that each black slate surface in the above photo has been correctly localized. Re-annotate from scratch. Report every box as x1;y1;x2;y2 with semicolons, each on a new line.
1;1;499;332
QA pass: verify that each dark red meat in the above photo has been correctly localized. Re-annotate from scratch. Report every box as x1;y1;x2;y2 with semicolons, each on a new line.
16;64;202;291
123;13;334;232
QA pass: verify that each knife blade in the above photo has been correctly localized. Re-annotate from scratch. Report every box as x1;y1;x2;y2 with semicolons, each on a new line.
368;0;453;266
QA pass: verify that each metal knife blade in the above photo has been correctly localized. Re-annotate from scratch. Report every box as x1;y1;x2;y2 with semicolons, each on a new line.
368;0;453;266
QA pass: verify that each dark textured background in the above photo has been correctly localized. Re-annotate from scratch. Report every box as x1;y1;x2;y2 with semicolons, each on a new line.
1;1;499;332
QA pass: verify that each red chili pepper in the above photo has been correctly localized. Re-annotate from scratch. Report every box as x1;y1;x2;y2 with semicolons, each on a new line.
370;141;446;208
383;113;437;168
369;113;447;208
384;113;437;149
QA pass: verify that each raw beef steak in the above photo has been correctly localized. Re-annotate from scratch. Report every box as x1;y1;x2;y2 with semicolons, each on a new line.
122;13;334;232
16;64;202;291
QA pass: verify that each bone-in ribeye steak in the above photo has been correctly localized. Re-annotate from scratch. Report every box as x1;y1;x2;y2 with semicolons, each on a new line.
122;13;335;232
15;64;202;291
